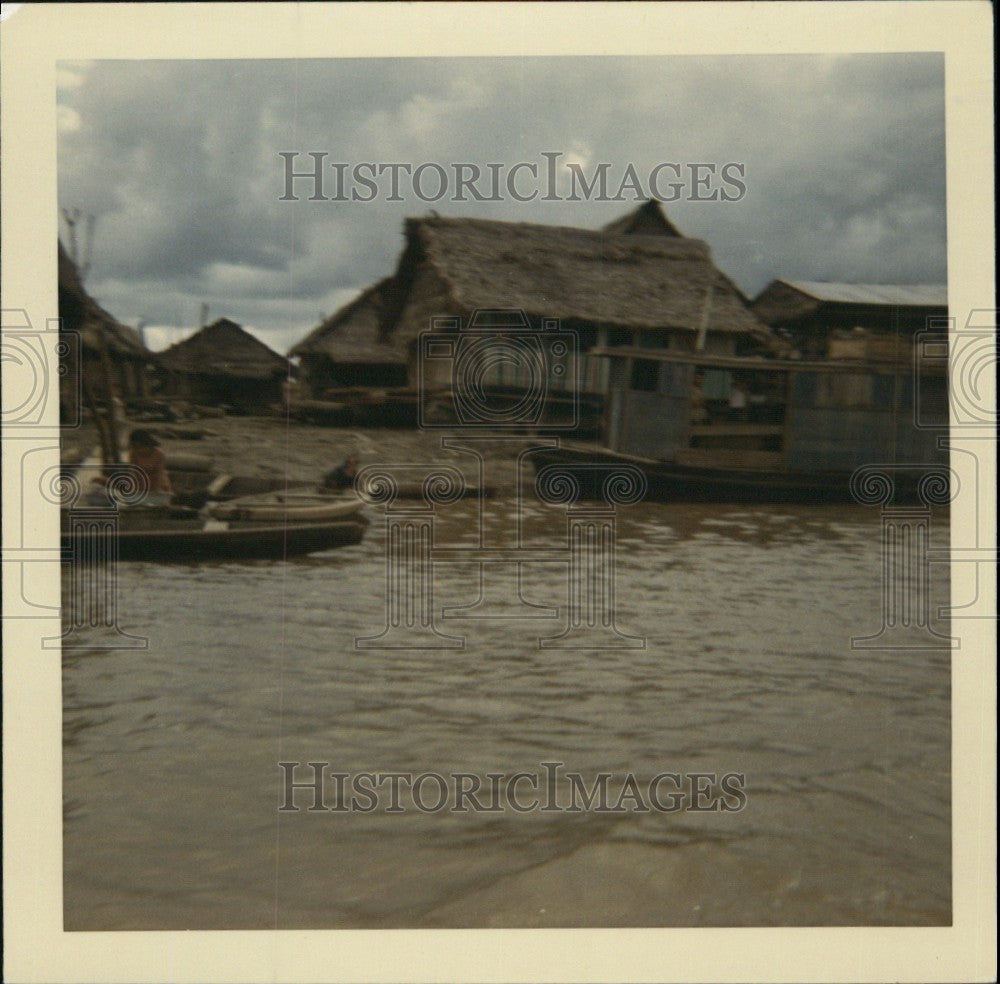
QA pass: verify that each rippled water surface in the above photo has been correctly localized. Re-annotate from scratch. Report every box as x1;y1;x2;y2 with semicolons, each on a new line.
63;496;951;928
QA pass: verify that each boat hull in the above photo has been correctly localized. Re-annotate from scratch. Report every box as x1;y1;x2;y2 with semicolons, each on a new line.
528;445;934;504
61;517;369;563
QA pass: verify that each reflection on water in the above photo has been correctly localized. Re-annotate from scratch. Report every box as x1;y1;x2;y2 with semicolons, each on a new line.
62;498;950;928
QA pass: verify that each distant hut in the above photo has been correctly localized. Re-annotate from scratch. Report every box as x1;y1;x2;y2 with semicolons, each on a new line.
289;278;408;398
57;240;153;423
156;317;290;413
751;280;948;362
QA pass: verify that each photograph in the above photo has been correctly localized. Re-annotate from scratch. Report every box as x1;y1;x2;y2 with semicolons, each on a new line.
2;3;995;982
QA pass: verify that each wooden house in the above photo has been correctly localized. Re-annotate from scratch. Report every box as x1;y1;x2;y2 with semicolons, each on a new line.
751;280;948;362
57;240;153;421
388;206;776;427
289;201;774;429
155;318;290;413
532;279;949;493
391;204;772;371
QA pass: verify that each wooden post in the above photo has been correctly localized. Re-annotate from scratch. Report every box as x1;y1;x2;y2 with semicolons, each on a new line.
694;282;714;352
95;326;121;463
82;374;115;465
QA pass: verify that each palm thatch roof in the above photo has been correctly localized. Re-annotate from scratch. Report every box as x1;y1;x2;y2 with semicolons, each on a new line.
290;278;407;365
395;209;768;340
290;202;775;361
158;318;288;379
57;241;149;358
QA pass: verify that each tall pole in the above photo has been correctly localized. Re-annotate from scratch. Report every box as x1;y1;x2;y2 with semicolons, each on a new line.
694;282;714;352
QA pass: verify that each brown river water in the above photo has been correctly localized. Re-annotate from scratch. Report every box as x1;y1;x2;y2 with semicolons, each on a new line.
62;484;951;929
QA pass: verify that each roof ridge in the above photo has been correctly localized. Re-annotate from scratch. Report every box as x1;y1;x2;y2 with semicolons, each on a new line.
408;211;703;245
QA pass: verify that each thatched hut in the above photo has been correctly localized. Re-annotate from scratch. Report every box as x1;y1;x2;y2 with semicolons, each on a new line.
289;278;408;397
751;280;948;362
156;318;290;412
289;201;773;429
385;203;774;394
57;240;153;421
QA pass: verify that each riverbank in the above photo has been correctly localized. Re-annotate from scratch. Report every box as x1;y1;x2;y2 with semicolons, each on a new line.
62;413;537;494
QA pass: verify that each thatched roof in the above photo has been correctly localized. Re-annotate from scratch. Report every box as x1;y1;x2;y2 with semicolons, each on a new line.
290;278;407;365
601;199;682;237
158;318;288;379
57;241;150;358
397;210;768;339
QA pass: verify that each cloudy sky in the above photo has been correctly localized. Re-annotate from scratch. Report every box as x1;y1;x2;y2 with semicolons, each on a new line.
57;54;946;355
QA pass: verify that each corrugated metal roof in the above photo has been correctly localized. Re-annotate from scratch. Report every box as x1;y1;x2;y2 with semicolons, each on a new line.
782;280;947;307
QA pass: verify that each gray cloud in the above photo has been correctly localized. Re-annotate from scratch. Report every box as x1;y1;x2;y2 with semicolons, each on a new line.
58;54;946;353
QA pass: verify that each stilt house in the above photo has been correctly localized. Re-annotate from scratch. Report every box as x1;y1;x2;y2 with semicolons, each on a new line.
291;202;774;428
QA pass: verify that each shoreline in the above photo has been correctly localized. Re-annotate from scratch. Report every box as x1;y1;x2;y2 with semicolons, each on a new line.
62;412;542;494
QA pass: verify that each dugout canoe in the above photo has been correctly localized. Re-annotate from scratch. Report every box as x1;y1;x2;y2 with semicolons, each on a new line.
60;511;369;563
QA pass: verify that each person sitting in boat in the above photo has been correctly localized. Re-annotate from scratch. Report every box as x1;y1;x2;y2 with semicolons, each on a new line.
128;429;173;506
322;455;359;492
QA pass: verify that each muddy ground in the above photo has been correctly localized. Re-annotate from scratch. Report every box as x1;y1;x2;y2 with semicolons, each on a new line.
62;411;545;494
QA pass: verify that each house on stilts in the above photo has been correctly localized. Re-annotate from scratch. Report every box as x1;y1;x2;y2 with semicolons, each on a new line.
290;201;774;430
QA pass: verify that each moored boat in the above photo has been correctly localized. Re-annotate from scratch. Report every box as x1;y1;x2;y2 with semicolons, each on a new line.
60;507;369;562
528;342;950;504
530;441;936;504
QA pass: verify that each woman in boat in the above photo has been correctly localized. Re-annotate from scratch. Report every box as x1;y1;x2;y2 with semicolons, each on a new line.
128;429;173;506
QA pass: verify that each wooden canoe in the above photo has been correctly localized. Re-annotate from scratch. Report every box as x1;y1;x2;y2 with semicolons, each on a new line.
60;514;369;563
